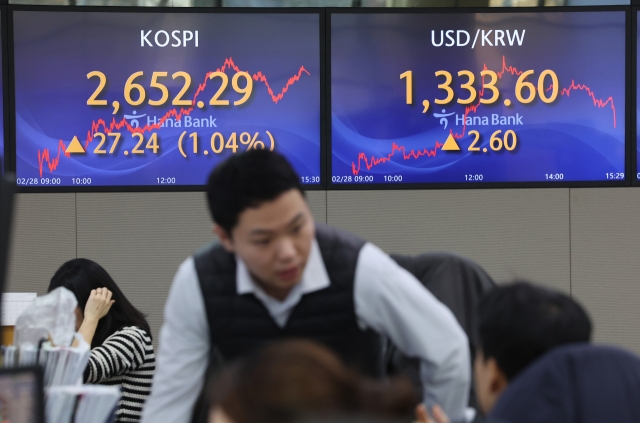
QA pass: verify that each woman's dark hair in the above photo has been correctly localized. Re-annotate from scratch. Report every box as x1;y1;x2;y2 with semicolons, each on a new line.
48;258;151;349
206;149;304;235
477;281;592;381
208;340;417;423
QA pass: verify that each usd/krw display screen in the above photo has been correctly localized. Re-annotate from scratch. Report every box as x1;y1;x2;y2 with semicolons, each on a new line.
13;11;321;188
331;11;626;185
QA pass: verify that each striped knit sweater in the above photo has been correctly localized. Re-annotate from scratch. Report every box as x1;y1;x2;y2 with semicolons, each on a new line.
84;326;156;423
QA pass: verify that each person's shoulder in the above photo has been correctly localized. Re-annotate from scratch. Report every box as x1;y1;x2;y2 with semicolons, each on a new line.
316;224;367;255
353;243;415;288
316;224;363;243
171;256;199;289
357;242;396;269
109;326;152;346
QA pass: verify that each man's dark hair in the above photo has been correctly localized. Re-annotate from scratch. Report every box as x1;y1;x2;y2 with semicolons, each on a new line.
207;150;304;234
477;281;591;381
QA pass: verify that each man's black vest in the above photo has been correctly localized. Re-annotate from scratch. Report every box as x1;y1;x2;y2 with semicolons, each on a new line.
193;224;383;377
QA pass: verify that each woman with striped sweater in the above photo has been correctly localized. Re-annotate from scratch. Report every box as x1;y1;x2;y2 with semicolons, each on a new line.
48;259;156;423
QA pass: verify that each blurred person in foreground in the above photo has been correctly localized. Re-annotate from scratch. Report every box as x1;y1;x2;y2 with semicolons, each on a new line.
142;150;470;423
48;258;156;423
416;281;592;423
489;342;640;423
208;340;418;423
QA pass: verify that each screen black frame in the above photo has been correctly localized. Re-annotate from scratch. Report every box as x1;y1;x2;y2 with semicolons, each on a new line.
7;5;327;192
632;6;639;186
326;6;632;191
0;174;15;303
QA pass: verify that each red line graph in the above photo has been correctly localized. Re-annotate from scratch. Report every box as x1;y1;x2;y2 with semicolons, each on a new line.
451;56;524;139
351;55;617;175
36;57;310;177
351;141;444;175
37;140;70;176
452;56;617;139
547;81;616;128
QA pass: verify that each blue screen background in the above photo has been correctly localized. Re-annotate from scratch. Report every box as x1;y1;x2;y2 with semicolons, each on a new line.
13;11;321;187
331;12;626;185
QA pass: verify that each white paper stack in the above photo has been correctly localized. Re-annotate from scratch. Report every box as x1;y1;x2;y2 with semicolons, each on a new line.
3;337;90;388
40;340;91;387
46;385;121;423
18;344;38;366
1;345;17;367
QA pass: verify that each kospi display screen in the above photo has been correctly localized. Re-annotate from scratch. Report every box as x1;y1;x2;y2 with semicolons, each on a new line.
330;11;627;186
13;10;321;188
637;10;640;183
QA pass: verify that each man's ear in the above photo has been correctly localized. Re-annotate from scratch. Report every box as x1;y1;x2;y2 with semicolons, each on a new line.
488;357;509;397
213;224;235;253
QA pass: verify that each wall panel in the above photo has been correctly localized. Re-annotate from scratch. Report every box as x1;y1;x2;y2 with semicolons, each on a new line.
570;188;640;354
6;193;76;295
327;189;571;292
76;192;213;343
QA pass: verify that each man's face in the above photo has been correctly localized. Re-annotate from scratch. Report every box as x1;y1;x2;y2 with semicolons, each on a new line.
474;349;508;415
216;189;315;300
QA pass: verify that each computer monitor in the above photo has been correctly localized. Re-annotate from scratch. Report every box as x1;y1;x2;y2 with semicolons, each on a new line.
0;366;44;423
12;9;322;190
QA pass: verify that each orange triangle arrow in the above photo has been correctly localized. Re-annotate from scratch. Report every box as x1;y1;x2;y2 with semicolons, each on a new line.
66;136;85;154
441;133;460;151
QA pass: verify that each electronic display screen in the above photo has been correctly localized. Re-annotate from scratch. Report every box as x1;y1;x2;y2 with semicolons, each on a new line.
331;11;626;186
637;10;640;183
13;11;321;188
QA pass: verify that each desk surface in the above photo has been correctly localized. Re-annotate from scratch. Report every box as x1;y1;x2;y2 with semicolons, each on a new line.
1;326;14;346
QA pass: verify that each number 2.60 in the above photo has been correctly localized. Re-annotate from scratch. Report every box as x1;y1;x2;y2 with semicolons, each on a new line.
467;129;517;152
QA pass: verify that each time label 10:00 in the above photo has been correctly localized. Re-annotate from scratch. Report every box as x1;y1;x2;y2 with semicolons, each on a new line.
401;69;559;106
87;70;253;111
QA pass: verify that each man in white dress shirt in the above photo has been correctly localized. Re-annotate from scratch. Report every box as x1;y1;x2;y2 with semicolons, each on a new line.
141;150;470;423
